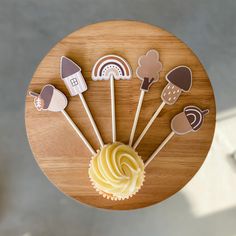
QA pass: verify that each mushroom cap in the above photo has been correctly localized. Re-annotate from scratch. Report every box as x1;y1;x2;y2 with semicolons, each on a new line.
60;56;81;79
166;66;192;91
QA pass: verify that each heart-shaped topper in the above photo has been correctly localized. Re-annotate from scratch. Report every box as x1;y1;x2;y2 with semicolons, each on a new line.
29;84;68;112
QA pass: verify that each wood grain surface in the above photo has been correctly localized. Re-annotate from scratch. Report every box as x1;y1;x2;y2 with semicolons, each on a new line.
25;20;216;210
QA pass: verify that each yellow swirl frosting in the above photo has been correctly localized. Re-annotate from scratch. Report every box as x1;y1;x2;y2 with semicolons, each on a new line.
89;142;145;200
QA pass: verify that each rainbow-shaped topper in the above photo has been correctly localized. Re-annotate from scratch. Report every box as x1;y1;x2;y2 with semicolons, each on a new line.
92;55;132;81
92;54;132;143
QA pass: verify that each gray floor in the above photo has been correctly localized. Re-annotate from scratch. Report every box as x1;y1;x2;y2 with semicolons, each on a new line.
0;0;236;235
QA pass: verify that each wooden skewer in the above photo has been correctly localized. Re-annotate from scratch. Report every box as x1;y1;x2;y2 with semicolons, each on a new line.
29;88;96;155
110;75;116;142
79;93;104;147
144;131;175;168
129;90;145;146
61;110;96;155
133;101;166;149
29;91;39;97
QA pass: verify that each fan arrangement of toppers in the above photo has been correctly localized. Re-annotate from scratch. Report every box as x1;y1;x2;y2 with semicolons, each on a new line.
29;50;209;201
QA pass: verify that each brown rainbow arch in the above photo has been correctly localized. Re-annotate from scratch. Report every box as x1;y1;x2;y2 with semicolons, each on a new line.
92;55;132;80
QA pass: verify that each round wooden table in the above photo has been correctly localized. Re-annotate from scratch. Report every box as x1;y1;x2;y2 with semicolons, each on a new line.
25;20;216;210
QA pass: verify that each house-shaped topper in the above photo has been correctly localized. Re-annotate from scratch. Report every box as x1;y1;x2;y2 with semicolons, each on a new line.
60;56;88;96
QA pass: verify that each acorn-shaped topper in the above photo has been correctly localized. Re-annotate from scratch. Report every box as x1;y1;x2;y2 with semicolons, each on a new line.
171;105;209;135
29;84;68;112
161;66;192;105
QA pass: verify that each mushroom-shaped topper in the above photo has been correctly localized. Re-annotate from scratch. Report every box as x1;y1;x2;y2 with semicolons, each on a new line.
136;49;162;91
166;66;192;91
161;66;192;105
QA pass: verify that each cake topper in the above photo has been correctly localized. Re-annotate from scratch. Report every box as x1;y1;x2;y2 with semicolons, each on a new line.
171;106;209;135
129;49;162;146
60;56;104;147
144;105;209;168
136;49;162;91
29;84;96;155
133;65;192;149
92;54;132;142
60;56;87;95
29;85;67;112
161;66;192;105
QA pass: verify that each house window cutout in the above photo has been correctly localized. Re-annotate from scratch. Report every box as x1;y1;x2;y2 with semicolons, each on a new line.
70;78;78;87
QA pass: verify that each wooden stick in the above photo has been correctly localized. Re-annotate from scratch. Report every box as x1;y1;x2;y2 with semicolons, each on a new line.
29;91;39;97
133;101;166;149
129;90;145;146
79;93;104;147
144;131;175;168
110;75;116;142
61;110;96;155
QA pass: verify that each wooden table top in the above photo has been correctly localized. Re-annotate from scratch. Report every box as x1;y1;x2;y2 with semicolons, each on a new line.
25;20;216;210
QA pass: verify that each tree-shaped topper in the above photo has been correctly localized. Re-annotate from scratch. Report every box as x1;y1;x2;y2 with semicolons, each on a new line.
136;50;162;91
129;49;162;146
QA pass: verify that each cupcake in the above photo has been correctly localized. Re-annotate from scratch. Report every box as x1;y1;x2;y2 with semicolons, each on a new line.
89;142;145;200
